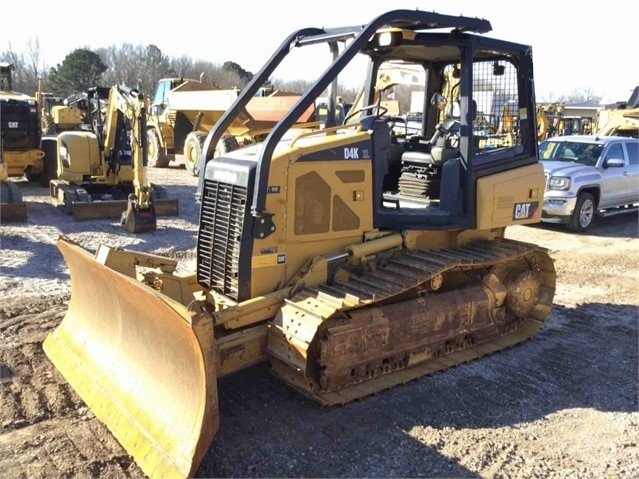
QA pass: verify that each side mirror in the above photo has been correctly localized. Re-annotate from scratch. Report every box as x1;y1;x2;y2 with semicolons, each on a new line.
430;93;447;111
604;158;624;168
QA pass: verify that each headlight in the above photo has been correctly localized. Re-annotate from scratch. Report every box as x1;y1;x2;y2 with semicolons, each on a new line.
548;176;571;191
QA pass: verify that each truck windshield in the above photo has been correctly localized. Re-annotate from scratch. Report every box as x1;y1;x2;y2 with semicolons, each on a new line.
539;140;603;166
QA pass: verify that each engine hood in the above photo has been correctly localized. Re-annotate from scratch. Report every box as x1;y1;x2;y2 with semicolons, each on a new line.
541;160;594;177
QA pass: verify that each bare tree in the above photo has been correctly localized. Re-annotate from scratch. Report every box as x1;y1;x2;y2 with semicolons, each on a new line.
0;45;27;93
22;38;45;94
564;87;601;105
170;55;195;79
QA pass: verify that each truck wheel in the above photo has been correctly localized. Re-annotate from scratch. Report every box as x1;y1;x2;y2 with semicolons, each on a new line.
147;129;170;168
184;131;208;177
567;192;595;232
216;135;240;157
184;132;240;177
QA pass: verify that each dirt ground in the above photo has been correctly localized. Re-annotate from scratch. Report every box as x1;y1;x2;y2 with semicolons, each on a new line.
1;161;637;479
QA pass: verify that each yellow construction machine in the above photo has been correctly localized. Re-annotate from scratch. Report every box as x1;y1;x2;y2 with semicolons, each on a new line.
0;62;47;186
35;78;88;136
594;86;639;138
147;77;315;175
0;148;27;222
0;62;47;222
47;84;179;232
44;9;556;478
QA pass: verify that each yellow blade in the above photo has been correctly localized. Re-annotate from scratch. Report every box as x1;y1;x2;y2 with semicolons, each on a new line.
43;237;218;479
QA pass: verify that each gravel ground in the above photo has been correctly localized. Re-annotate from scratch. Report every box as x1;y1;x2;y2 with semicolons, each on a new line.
1;160;638;478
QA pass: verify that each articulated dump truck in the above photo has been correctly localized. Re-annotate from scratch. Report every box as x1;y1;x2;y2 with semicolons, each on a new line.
44;9;556;479
147;77;315;176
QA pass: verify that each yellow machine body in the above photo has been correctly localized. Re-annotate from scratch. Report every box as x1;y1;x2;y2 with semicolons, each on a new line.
44;10;557;479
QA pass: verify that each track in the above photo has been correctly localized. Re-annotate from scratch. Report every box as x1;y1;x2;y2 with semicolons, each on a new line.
267;238;555;405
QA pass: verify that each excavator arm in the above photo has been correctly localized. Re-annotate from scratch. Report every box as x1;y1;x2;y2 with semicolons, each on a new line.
104;85;158;232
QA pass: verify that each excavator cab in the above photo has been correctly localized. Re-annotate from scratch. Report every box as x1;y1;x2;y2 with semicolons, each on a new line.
44;10;554;479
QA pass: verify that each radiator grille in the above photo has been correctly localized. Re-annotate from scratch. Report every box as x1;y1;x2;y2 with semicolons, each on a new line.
0;99;41;149
197;179;248;300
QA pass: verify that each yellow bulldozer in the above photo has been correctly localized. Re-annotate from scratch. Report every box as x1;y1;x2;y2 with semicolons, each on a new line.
47;84;179;231
44;9;556;479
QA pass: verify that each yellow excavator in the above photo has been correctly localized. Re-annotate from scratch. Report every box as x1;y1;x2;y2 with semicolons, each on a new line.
47;84;178;231
44;9;556;479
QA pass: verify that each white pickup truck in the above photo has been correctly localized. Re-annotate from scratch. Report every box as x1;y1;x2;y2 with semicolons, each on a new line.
538;135;639;232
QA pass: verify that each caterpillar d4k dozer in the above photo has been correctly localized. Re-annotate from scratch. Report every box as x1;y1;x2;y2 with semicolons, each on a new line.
47;84;178;231
44;9;556;478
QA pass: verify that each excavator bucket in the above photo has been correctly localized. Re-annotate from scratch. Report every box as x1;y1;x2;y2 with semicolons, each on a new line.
43;236;219;479
120;195;157;233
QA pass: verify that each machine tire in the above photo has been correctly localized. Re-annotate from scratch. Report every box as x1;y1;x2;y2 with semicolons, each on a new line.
41;113;56;135
184;131;208;177
215;134;241;157
24;168;42;184
147;129;170;168
39;136;59;187
184;131;241;177
0;180;23;204
567;192;595;232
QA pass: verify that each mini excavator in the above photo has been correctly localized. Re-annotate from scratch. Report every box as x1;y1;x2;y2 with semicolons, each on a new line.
47;84;178;232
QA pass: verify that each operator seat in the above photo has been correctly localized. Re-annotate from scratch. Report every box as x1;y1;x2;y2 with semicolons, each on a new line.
395;102;465;204
401;101;461;166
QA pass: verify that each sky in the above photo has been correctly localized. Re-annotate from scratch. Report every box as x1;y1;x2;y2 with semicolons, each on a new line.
1;0;638;104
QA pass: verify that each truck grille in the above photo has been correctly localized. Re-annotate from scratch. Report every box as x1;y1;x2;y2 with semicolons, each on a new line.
197;179;248;300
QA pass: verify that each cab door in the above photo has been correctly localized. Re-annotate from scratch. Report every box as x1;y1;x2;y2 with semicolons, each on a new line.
599;141;633;208
620;141;639;204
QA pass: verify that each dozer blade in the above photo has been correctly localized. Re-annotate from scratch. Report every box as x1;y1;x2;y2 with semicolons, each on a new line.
43;236;218;479
71;198;179;221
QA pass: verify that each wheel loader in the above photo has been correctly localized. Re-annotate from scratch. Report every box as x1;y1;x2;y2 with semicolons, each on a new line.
43;9;556;479
47;84;179;231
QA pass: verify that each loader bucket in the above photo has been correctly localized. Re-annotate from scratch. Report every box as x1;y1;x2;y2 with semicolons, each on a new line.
43;237;218;479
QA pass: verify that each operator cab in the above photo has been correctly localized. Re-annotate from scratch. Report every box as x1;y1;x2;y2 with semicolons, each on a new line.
197;10;539;243
349;31;538;230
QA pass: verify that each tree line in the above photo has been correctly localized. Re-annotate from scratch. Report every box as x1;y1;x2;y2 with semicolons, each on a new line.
1;38;327;100
2;38;602;105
